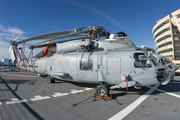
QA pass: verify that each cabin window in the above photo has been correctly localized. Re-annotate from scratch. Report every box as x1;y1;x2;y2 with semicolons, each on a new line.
134;53;152;68
80;58;93;71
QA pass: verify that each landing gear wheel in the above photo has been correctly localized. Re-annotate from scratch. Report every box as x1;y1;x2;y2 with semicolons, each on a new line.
96;84;109;96
47;77;55;84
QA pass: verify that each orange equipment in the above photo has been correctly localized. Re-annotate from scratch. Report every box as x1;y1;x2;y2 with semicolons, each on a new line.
88;93;113;101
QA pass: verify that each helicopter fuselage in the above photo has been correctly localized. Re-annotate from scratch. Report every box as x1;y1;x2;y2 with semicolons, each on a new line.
31;40;171;87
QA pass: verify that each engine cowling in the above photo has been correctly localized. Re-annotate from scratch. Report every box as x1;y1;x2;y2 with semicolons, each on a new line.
56;39;91;53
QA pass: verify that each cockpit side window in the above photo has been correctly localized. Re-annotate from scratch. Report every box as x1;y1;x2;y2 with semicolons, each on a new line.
134;53;152;68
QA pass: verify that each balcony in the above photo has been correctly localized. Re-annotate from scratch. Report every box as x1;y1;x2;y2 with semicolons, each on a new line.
153;23;171;38
152;15;169;33
157;44;173;52
159;51;173;56
155;30;171;42
156;37;172;47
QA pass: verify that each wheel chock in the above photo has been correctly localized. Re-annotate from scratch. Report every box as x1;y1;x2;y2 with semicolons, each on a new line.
72;93;120;106
88;93;113;101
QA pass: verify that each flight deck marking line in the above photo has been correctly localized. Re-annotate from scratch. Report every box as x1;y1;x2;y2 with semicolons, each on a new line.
70;90;85;94
52;92;70;97
52;88;93;97
3;88;93;105
109;84;160;120
30;95;51;101
6;98;28;104
0;73;37;78
84;87;94;91
147;86;180;99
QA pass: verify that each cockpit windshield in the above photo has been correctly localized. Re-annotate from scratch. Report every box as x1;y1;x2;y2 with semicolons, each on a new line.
134;53;152;68
159;59;166;65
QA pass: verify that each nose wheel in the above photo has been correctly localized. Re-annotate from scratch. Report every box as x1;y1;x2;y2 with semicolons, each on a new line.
47;77;55;83
96;84;109;96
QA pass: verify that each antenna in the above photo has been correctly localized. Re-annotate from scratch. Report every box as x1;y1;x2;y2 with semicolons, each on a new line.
117;31;127;37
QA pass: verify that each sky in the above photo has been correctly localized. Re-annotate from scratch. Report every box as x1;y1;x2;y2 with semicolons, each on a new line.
0;0;180;59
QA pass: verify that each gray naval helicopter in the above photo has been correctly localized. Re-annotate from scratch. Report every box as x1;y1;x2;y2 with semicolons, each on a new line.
8;26;172;96
152;54;178;72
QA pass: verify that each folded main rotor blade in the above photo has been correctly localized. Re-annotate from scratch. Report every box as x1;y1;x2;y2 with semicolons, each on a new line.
14;34;21;41
15;30;74;45
30;37;88;49
26;34;86;48
25;28;92;48
5;45;11;50
5;32;15;49
12;32;15;40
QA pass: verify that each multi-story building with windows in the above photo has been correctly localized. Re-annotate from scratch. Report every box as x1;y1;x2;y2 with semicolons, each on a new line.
152;9;180;67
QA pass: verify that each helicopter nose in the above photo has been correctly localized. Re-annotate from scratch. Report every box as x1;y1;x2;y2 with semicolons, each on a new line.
156;71;168;83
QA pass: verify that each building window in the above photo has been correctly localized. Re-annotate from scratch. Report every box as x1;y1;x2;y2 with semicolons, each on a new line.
154;27;170;39
175;49;180;53
157;42;172;49
164;55;172;57
173;31;177;34
173;31;180;34
174;37;180;41
172;26;178;29
174;43;180;46
175;56;180;60
156;34;171;44
152;20;169;35
157;48;172;54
